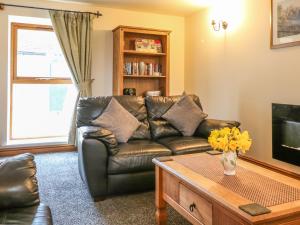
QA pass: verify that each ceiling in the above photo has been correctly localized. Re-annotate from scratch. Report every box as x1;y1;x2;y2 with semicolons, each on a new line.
54;0;210;16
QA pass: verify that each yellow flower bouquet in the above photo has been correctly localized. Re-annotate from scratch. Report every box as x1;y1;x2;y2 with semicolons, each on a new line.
208;127;252;176
208;127;252;153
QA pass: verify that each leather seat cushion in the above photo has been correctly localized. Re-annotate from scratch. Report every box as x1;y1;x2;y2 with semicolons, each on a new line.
158;136;212;155
108;140;172;174
0;204;53;225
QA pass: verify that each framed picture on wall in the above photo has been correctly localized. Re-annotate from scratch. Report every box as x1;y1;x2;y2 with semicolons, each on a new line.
271;0;300;48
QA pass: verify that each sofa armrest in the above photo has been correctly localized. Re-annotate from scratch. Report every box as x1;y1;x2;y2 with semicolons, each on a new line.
195;119;241;138
81;126;119;155
77;127;108;200
0;153;40;209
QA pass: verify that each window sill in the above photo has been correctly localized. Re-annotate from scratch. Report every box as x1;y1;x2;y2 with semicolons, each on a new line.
5;137;68;148
0;137;75;157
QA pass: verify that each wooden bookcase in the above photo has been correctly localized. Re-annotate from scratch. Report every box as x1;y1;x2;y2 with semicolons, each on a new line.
112;26;171;96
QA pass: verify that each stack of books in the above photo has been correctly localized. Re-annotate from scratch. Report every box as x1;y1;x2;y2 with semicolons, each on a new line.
124;62;162;76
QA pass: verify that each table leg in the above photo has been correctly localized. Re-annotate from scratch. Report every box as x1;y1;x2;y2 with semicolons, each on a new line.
155;166;167;225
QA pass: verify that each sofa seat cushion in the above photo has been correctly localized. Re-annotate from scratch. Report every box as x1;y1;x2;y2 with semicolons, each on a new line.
158;136;212;155
0;204;53;225
108;140;172;174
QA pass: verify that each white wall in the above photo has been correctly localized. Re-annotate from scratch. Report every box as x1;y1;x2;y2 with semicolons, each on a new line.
185;0;300;173
0;0;185;146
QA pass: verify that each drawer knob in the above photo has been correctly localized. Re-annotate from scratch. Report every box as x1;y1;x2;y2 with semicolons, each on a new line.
189;203;196;212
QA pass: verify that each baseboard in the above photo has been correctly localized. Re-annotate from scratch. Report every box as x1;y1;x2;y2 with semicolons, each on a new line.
238;155;300;180
0;144;76;157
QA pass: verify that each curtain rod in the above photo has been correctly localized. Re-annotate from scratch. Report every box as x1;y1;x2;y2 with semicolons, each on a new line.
0;3;102;17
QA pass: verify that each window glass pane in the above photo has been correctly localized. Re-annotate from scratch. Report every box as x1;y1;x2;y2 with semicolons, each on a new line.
11;84;77;139
17;29;71;78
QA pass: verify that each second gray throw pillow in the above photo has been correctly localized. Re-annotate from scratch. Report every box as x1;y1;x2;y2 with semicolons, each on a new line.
162;95;207;136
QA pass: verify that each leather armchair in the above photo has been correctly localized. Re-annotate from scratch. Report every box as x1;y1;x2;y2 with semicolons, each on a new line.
0;153;53;225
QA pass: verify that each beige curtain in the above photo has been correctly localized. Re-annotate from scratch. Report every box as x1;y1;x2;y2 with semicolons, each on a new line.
49;10;94;145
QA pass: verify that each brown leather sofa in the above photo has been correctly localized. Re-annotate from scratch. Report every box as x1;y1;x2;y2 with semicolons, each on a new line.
0;153;53;225
77;95;240;200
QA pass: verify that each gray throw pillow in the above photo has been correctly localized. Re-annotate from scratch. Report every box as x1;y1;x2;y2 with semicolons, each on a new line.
92;98;141;143
162;95;207;136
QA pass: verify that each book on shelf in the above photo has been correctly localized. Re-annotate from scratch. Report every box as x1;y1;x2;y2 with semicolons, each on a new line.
133;62;138;75
124;62;132;75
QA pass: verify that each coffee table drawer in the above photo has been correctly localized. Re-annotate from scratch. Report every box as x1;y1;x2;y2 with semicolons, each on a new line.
179;184;212;225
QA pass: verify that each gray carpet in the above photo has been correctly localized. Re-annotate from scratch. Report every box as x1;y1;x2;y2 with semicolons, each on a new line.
34;152;191;225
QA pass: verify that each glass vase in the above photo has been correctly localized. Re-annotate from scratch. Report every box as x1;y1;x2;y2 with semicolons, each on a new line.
221;151;237;176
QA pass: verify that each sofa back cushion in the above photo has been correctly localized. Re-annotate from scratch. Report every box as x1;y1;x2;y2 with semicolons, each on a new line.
77;96;151;140
145;95;203;139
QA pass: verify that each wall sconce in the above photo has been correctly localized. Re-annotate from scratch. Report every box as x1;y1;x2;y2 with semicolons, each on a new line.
211;20;228;31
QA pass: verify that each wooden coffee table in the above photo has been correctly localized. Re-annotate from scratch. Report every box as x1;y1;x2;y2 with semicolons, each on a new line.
153;153;300;225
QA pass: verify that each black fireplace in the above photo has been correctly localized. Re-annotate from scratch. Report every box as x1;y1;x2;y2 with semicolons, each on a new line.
272;103;300;166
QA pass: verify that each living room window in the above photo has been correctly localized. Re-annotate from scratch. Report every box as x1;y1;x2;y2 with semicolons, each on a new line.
9;22;76;143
